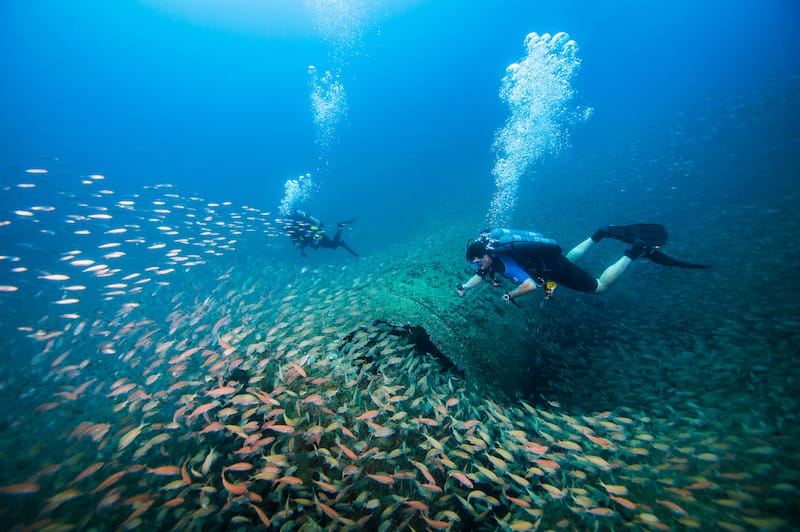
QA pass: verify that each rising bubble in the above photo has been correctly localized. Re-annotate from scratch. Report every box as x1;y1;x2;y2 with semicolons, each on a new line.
488;32;590;226
278;173;315;216
308;68;349;150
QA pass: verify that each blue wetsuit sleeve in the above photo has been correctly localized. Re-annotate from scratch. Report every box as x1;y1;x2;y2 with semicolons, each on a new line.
498;256;532;284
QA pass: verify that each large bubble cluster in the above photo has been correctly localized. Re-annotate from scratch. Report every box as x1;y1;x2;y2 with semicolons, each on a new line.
278;173;315;215
305;0;368;62
304;0;375;164
488;32;590;227
308;65;349;150
306;0;368;62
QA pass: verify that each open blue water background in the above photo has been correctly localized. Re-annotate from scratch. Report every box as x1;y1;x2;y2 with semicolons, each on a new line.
0;2;799;528
2;1;797;244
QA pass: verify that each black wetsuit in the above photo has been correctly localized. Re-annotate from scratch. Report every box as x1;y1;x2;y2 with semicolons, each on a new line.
484;225;708;292
283;210;358;257
490;251;598;293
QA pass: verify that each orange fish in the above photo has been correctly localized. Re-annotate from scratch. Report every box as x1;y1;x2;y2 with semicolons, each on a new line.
218;336;233;351
221;471;249;495
71;462;105;485
587;507;615;516
337;442;358;461
199;422;224;434
535;458;560;471
505;495;530;509
225;425;250;439
301;394;325;405
212;316;230;334
275;475;303;485
92;471;126;493
206;386;237;398
656;499;688;516
181;460;191;485
355;410;380;421
201;354;220;368
584;433;613;448
107;382;136;398
41;488;82;514
405;500;429;512
664;487;693;497
0;482;40;494
110;378;128;389
600;482;628;496
366;473;395;485
288;362;307;379
423;517;450;530
55;391;79;401
249;388;280;406
609;495;637;510
249;503;271;528
169;346;201;364
147;465;181;476
34;464;62;479
35;402;60;413
411;460;437;485
313;479;337;492
224;462;254;472
419;482;443;493
188;402;218;420
342;465;360;477
448;471;473;489
541;484;567;499
523;442;549;455
164;496;185;508
118;423;146;451
315;500;354;525
555;440;582;452
51;350;71;367
209;359;228;374
686;480;716;490
167;381;193;393
265;424;294;434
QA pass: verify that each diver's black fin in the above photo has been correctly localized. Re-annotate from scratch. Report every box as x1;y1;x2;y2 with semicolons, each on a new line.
646;249;711;269
606;224;668;247
337;217;359;227
340;241;358;257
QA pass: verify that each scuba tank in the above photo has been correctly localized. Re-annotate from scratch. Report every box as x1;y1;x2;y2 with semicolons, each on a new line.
482;228;562;257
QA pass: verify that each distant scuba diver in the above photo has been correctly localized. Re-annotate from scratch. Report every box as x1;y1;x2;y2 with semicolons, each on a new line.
457;224;710;303
283;208;358;258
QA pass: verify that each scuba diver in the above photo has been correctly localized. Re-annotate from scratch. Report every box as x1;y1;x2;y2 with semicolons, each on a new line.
456;224;710;304
282;208;358;258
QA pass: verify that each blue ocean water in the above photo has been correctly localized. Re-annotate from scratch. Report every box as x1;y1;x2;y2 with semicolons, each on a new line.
2;1;797;230
1;1;799;529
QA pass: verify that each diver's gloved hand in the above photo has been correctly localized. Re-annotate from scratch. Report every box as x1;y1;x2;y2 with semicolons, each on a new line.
456;283;465;297
591;226;610;243
489;278;501;288
624;239;652;260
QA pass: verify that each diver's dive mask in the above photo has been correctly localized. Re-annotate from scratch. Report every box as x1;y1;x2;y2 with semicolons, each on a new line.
465;236;489;271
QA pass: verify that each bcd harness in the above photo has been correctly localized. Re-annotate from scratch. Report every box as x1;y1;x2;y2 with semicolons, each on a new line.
477;228;562;300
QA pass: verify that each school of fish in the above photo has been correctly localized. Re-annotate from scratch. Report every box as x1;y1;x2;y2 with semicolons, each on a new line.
0;167;797;530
